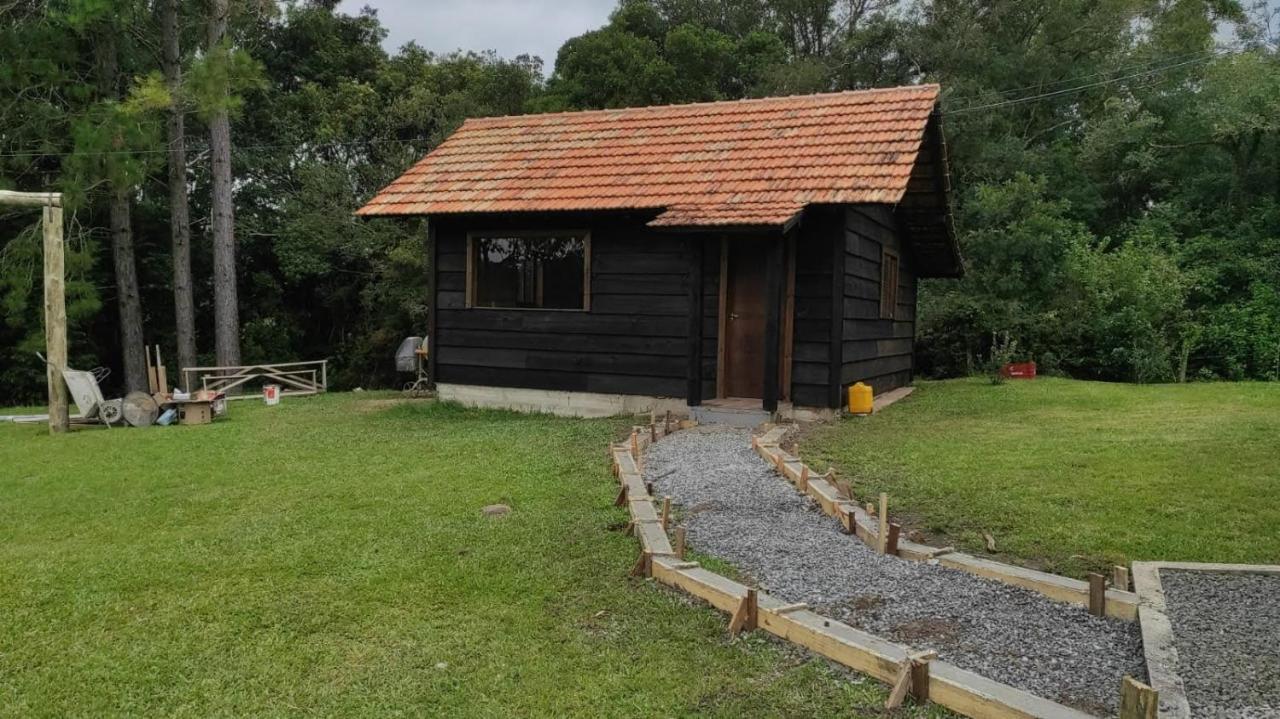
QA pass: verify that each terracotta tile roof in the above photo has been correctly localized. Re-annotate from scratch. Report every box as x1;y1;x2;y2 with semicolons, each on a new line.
357;85;941;228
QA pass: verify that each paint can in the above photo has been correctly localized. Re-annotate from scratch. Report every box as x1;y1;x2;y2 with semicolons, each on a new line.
263;384;281;406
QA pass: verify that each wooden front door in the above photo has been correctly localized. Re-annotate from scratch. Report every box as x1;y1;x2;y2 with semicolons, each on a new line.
721;238;770;398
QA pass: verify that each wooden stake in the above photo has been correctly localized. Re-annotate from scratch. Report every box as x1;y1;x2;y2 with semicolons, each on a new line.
798;465;809;492
838;507;854;534
650;422;657;443
727;588;757;638
645;481;654;497
886;662;912;709
614;485;628;507
146;343;158;394
1119;676;1158;719
886;522;902;556
628;550;652;578
155;345;168;394
911;650;937;702
661;496;671;531
1088;573;1107;617
675;526;686;559
630;429;639;459
886;650;937;709
878;493;889;555
42;205;68;434
664;410;672;434
1113;565;1130;592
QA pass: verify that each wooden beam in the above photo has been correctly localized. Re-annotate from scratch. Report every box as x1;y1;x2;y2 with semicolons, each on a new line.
762;237;783;413
686;238;703;405
716;237;728;399
1119;677;1158;719
828;212;844;409
425;219;439;388
42;205;68;434
0;190;62;207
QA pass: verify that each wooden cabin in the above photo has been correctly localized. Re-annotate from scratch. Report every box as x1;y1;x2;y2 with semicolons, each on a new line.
358;85;961;418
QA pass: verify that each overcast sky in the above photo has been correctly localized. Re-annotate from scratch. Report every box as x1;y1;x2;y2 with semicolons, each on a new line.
337;0;617;73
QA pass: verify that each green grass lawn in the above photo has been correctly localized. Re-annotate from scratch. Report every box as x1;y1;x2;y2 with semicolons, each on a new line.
0;394;937;718
803;377;1280;578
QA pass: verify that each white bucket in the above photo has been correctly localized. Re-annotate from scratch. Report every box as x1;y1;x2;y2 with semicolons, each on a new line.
263;384;281;406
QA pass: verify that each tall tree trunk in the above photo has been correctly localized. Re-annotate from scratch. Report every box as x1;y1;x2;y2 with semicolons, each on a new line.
163;0;197;375
110;188;148;392
98;26;148;392
208;0;241;368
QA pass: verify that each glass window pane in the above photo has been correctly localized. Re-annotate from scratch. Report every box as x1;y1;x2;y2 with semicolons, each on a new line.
473;234;585;310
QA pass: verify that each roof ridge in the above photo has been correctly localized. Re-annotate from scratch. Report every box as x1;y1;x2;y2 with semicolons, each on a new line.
462;84;940;127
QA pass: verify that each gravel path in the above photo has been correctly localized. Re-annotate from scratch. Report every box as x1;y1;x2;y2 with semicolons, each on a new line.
1161;570;1280;718
644;426;1144;715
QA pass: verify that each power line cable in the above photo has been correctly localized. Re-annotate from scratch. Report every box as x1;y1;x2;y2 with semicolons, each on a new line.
943;51;1227;115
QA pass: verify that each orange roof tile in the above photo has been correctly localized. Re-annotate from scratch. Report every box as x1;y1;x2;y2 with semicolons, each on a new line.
357;85;941;228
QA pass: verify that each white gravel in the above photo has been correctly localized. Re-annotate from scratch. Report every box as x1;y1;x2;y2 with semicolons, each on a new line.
1161;570;1280;718
644;426;1144;715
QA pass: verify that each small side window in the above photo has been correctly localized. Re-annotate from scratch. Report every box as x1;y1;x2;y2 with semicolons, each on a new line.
879;249;899;320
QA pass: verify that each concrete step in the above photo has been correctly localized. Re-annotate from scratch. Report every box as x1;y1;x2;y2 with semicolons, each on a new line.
690;404;771;428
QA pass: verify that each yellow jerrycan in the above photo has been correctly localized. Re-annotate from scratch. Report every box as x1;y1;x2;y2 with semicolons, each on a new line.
847;382;873;415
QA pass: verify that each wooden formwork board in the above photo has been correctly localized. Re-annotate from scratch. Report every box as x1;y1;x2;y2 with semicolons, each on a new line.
1131;561;1280;719
628;499;660;524
648;553;1095;719
752;427;1140;622
615;427;1103;719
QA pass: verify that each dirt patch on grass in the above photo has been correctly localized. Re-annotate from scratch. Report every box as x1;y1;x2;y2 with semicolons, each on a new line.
352;398;420;413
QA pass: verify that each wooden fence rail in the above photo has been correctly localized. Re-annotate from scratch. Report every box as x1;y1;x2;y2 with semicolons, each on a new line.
180;360;328;400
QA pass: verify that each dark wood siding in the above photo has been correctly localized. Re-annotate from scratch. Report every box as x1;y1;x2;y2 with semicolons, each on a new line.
700;237;721;402
790;206;841;408
433;213;691;398
839;205;918;394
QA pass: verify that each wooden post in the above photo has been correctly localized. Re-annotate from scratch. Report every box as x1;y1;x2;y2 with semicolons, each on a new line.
878;493;889;555
886;522;902;556
798;465;809;492
649;421;657;443
1113;565;1130;592
42;204;68;434
887;650;937;709
1119;676;1158;719
910;651;935;702
661;496;671;531
630;429;639;459
675;526;686;560
1088;573;1107;617
664;410;672;434
728;588;758;637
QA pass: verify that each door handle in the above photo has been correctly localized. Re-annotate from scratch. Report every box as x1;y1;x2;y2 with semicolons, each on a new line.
729;313;739;321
